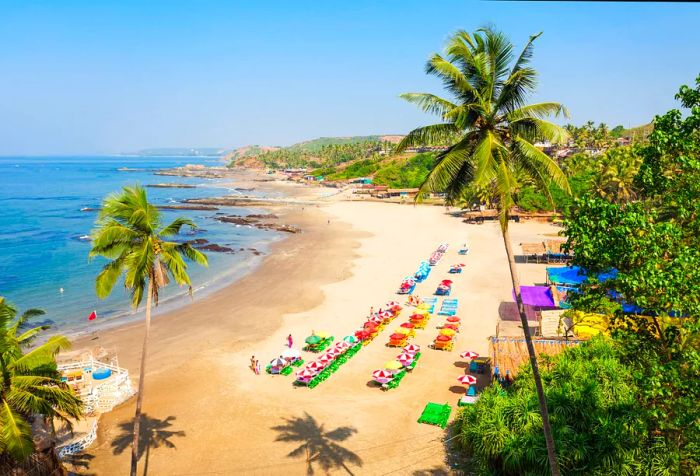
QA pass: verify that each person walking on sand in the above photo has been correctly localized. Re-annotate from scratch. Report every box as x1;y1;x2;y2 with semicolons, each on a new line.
250;355;256;373
255;359;260;375
369;306;374;317
287;334;293;348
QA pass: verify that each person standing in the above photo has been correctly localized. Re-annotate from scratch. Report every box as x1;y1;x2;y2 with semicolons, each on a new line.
250;355;256;373
255;359;261;375
287;334;293;348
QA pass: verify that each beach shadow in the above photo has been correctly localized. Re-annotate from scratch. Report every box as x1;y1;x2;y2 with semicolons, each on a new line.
272;412;362;475
64;452;96;476
111;414;185;476
412;467;449;476
498;302;520;321
366;380;380;388
448;385;467;395
453;361;468;369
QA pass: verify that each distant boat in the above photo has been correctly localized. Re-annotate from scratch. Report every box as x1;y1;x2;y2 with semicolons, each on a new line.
78;235;91;241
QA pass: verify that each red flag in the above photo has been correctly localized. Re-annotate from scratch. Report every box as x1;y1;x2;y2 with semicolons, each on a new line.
88;310;97;321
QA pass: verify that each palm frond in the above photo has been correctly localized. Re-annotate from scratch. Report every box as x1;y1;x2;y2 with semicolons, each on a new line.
399;93;457;119
0;400;34;460
95;256;126;300
513;136;571;193
158;217;198;237
394;123;461;153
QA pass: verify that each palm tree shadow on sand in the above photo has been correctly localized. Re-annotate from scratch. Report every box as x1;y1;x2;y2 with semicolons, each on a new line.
272;412;362;475
111;414;185;476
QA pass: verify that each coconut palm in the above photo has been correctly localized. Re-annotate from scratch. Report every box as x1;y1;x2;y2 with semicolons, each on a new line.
0;297;82;463
397;28;570;475
89;185;207;476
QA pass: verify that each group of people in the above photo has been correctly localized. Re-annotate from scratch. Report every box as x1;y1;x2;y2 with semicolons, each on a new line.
250;333;295;375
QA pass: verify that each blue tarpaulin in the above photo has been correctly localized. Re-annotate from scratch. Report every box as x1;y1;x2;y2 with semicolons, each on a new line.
546;266;618;286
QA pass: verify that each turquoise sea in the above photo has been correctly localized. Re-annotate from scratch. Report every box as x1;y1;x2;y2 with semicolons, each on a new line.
0;156;281;335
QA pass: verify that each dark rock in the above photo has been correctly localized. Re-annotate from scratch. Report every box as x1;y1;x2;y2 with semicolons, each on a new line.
196;243;235;253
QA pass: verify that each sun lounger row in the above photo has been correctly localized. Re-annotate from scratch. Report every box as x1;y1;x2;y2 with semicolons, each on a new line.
437;298;459;316
296;339;362;388
419;297;437;313
432;316;461;351
371;344;422;391
397;277;416;294
266;348;305;375
414;261;431;282
435;279;453;296
449;263;465;274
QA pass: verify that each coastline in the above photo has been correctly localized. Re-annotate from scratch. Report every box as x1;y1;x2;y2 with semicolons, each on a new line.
73;180;561;475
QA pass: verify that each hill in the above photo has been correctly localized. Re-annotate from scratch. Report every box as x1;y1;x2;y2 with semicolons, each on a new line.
621;123;653;140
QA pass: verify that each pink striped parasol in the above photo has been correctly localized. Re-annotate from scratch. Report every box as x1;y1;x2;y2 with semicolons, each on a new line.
459;351;479;359
396;353;413;365
403;343;421;354
457;374;477;385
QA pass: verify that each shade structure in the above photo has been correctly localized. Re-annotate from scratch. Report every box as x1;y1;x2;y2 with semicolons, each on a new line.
409;314;425;321
363;321;378;329
446;316;460;323
441;279;453;285
396;353;413;364
355;330;370;340
400;322;415;329
372;369;393;379
390;332;407;340
305;335;322;345
385;360;403;370
270;357;286;367
318;354;334;365
316;331;330;339
460;351;479;359
296;368;316;379
343;335;358;344
443;323;459;331
368;315;383;324
403;343;421;354
395;327;410;335
516;286;557;307
457;375;477;385
282;348;301;359
386;301;400;308
436;334;452;342
325;348;340;358
440;328;456;336
335;341;350;351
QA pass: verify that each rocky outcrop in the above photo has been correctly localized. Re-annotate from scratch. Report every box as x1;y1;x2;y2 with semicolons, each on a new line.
147;183;197;189
215;214;300;234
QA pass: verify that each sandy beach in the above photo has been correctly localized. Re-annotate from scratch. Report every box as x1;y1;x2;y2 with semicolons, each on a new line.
73;192;560;475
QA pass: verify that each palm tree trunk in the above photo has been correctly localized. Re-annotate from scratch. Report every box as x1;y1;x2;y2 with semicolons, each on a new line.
501;218;561;476
130;279;153;476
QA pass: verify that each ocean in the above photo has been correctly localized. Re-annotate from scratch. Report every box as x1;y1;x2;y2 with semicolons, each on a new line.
0;156;282;335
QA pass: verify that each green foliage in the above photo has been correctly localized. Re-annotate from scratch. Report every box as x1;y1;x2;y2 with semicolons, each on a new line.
0;297;82;462
456;337;688;475
250;138;391;170
90;185;208;307
372;153;436;188
560;75;700;475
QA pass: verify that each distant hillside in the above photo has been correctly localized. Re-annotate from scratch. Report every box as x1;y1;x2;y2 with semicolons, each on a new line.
130;147;227;157
622;123;653;140
227;135;404;169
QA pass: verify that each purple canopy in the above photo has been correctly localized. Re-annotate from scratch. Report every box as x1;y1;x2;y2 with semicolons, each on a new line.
514;286;556;307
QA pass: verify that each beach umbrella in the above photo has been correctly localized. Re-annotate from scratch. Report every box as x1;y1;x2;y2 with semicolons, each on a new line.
446;316;460;323
368;315;383;324
389;332;407;340
305;335;322;345
396;353;413;365
343;335;358;344
318;355;334;365
364;321;378;329
281;348;301;360
441;279;453;284
403;343;420;354
385;360;403;370
400;322;415;329
297;368;317;379
316;331;330;339
355;330;370;340
440;328;456;336
457;375;477;385
395;327;410;335
409;313;425;321
443;323;459;331
460;351;479;360
270;357;286;367
372;369;393;379
386;301;400;308
436;334;452;342
307;361;325;371
335;341;350;351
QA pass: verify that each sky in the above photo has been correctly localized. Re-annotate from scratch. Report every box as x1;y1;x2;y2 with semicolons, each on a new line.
1;0;699;155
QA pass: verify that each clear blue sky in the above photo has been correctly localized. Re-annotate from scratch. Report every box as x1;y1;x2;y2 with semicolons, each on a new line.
1;0;698;155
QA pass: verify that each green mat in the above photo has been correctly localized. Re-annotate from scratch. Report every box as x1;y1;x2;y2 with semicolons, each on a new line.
417;402;452;429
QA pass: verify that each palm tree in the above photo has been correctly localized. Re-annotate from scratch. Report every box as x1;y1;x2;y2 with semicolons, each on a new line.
89;185;207;476
397;28;570;475
0;297;82;463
